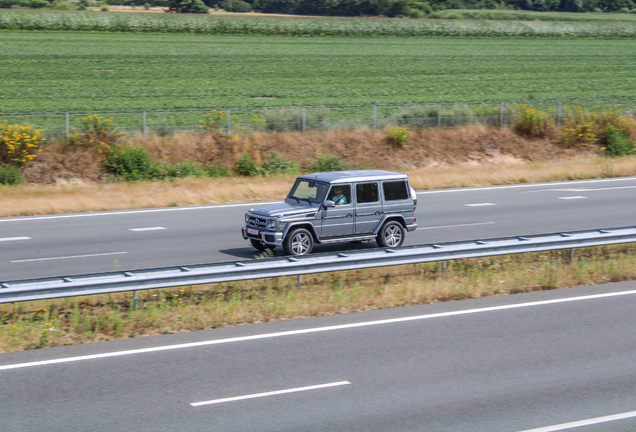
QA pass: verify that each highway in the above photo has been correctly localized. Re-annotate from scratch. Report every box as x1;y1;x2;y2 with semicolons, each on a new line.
1;176;636;281
2;281;636;431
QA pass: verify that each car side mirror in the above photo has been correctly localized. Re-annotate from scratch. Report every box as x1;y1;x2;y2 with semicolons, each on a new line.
323;200;335;209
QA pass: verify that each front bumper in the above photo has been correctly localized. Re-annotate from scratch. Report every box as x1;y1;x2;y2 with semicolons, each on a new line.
241;226;284;246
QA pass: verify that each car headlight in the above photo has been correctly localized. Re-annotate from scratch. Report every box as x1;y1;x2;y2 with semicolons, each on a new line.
267;219;277;230
245;213;250;224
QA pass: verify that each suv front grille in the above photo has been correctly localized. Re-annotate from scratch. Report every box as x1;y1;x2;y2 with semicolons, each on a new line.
248;216;266;228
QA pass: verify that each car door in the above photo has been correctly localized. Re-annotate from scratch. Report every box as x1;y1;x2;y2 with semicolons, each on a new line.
354;182;383;234
321;184;354;238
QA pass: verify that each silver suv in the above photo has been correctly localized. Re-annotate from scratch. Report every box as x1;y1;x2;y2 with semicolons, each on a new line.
241;170;418;256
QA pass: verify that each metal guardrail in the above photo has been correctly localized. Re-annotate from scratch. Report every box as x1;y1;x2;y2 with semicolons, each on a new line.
2;226;636;304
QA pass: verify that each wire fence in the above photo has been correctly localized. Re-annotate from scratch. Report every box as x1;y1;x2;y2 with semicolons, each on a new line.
2;97;636;140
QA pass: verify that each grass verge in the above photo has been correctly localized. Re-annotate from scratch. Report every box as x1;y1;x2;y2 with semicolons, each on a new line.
2;244;635;352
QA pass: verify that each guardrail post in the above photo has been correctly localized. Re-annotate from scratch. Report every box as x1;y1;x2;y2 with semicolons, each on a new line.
297;275;302;290
442;261;447;278
570;248;575;264
133;290;138;310
65;112;69;139
142;110;146;139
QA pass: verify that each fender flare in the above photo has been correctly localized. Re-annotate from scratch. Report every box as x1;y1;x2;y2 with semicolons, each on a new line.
373;214;407;235
282;222;320;243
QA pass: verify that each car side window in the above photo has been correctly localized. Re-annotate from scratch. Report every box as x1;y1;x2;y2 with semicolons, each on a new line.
356;183;379;203
383;181;409;201
328;184;351;205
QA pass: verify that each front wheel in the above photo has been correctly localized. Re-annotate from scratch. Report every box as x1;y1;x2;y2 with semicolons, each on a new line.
283;228;314;256
377;221;405;248
250;238;276;251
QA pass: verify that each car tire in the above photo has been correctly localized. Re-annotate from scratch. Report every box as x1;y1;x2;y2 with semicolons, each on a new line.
283;228;314;256
250;239;276;251
377;221;405;248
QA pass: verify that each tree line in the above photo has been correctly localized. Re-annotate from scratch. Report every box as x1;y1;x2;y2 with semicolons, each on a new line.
164;0;636;16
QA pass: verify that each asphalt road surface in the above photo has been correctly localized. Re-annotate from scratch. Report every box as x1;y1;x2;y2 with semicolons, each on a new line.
1;176;635;281
2;281;636;432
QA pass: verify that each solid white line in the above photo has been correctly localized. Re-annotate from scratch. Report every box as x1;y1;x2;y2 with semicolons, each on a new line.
465;203;496;207
0;202;280;223
522;185;636;194
558;196;588;200
2;288;636;372
0;237;31;242
416;177;636;195
517;410;636;432
11;252;127;263
190;381;351;407
129;227;166;232
417;222;495;230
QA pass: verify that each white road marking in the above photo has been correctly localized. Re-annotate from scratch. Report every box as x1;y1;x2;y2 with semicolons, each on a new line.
558;196;588;200
190;381;351;407
0;202;280;223
416;177;636;195
517;410;636;432
11;252;127;263
523;185;636;194
465;203;496;207
417;222;495;230
0;237;31;242
2;288;636;372
129;227;166;232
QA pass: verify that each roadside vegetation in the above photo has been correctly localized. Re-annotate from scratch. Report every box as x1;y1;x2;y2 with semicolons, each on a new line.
0;103;635;216
2;244;636;352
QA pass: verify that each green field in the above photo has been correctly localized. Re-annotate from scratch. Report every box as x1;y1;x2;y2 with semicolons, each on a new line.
2;30;636;115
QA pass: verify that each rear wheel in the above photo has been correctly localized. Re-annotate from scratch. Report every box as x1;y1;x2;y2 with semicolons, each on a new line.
377;221;405;248
283;228;314;256
250;238;276;251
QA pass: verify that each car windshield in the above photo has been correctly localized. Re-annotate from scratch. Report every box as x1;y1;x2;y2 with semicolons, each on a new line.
287;180;328;204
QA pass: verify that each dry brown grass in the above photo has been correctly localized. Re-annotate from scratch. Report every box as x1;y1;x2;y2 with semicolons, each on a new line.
2;245;635;352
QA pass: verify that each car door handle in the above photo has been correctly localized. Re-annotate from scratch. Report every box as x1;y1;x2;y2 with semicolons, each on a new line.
347;213;353;217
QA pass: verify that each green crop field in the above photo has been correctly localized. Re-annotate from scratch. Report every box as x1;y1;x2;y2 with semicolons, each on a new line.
2;30;636;116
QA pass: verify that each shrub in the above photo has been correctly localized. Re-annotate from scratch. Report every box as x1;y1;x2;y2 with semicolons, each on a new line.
604;126;635;157
105;146;155;181
513;104;554;138
206;163;231;178
308;152;345;172
69;114;126;151
167;0;208;13
261;152;299;176
560;107;636;148
0;164;23;185
0;0;16;8
234;154;262;177
387;126;411;148
198;110;227;133
0;122;44;166
262;108;302;132
53;1;72;8
153;161;209;179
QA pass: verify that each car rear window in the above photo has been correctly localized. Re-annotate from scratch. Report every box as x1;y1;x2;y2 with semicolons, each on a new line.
383;181;409;201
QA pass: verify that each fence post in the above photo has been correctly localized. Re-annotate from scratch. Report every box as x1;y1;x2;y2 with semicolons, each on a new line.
226;108;231;135
65;112;69;139
557;99;562;126
302;106;306;136
614;98;618;106
499;101;504;131
437;103;441;128
373;104;377;133
142;110;146;139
